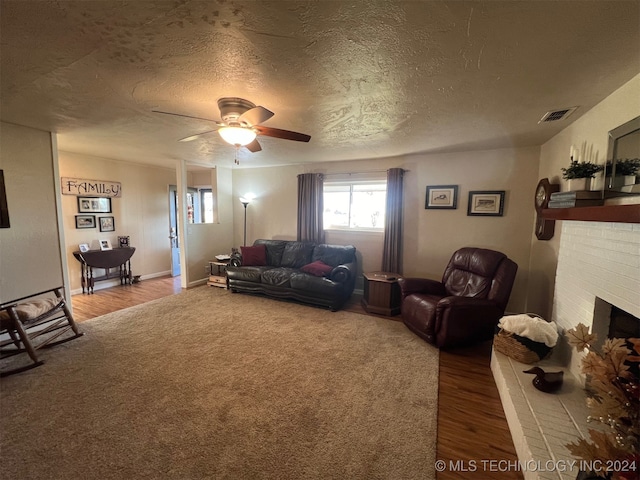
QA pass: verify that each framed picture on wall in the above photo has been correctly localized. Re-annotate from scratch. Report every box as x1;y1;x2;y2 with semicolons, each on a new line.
467;191;505;216
425;185;458;209
75;215;96;229
99;216;115;232
78;196;112;213
0;170;9;228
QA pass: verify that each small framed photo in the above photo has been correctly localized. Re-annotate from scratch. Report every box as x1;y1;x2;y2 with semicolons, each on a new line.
118;236;130;248
99;239;112;251
75;215;96;229
425;185;458;209
0;170;9;229
78;196;112;213
99;216;115;232
467;191;505;216
78;243;90;253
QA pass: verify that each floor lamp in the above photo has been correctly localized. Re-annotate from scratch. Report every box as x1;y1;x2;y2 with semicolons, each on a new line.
240;197;250;246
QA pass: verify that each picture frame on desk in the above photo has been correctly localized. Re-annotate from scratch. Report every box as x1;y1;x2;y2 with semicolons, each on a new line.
75;215;96;229
78;196;112;213
78;243;90;253
99;239;112;251
118;236;130;248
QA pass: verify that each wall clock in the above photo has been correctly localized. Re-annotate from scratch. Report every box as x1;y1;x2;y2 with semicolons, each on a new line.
534;178;560;240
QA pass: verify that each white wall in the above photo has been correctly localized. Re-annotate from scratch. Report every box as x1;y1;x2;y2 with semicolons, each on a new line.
0;122;64;302
233;146;540;312
531;73;640;319
184;166;234;286
58;151;177;292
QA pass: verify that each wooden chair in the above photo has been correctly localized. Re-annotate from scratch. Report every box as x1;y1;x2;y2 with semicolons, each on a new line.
0;286;83;377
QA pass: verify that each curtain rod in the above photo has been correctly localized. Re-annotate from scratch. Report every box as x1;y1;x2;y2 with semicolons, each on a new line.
322;168;409;176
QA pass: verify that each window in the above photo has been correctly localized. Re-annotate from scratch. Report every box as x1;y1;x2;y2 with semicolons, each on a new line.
187;188;215;224
323;181;386;230
200;188;214;223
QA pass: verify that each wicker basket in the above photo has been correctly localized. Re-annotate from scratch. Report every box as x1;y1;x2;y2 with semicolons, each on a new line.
493;329;552;364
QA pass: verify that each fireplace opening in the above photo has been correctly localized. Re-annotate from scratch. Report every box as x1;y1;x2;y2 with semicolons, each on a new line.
606;304;640;378
609;305;640;340
592;298;640;348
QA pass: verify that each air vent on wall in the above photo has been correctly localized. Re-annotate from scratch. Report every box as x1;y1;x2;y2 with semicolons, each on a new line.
538;106;578;123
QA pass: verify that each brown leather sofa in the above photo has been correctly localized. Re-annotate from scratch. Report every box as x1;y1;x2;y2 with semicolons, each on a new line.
398;247;517;349
226;239;357;311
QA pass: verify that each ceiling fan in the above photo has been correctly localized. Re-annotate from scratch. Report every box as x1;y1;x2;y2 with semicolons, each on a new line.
153;97;311;163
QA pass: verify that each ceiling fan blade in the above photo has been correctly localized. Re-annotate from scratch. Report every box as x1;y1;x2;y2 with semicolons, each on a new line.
239;106;274;126
152;110;223;124
254;126;311;142
178;130;219;142
245;139;262;153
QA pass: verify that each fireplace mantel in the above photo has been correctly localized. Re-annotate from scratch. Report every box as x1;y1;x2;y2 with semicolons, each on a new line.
542;204;640;223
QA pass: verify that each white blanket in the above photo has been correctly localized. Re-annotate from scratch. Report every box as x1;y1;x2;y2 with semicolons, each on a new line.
498;314;558;347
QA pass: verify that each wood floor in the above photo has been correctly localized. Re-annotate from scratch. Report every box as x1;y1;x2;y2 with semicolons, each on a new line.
71;277;522;480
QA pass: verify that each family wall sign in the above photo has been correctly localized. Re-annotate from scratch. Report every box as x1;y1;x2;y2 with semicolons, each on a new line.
61;177;121;197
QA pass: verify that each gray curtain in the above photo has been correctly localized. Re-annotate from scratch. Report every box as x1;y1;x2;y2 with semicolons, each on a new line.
381;168;404;273
297;173;325;243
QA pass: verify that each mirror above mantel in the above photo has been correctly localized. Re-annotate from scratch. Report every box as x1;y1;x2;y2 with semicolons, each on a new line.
604;115;640;201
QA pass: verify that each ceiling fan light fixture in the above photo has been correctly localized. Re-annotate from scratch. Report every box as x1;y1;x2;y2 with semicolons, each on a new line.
218;126;257;146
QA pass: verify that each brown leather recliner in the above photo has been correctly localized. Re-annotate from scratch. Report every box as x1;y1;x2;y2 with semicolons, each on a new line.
398;247;518;349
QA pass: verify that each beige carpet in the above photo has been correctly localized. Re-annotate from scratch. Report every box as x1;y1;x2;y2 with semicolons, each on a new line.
0;287;439;480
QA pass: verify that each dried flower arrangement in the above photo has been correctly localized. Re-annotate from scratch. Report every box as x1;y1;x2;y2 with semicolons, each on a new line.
565;323;639;480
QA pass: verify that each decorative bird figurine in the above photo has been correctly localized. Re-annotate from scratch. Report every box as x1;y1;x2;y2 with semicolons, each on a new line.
523;367;564;393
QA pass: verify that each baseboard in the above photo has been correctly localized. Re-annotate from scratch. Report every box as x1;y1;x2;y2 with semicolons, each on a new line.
143;270;172;280
70;270;173;295
188;278;209;288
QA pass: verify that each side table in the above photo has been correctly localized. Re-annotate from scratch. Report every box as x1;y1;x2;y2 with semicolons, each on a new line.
207;260;229;288
361;271;402;316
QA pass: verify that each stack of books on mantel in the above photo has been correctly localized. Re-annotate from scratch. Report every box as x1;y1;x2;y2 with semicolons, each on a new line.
548;190;604;208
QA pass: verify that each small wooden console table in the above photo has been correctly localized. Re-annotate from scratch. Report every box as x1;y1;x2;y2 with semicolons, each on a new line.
73;247;136;294
361;271;402;316
207;259;230;288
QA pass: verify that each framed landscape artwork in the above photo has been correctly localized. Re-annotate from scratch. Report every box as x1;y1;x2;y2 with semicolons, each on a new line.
75;215;96;229
467;191;505;216
425;185;458;209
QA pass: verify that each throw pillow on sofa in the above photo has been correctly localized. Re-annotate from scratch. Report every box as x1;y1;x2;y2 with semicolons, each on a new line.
241;244;267;266
300;260;333;277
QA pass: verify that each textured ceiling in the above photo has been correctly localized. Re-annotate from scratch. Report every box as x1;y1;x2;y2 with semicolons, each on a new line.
1;0;639;169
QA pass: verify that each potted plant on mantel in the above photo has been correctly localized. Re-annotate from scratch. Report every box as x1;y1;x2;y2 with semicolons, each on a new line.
561;161;605;192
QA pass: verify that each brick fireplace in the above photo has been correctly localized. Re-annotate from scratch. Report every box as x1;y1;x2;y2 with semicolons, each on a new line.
552;221;640;379
492;220;640;480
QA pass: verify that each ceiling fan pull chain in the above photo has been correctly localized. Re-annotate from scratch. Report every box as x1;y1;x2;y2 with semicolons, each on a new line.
234;145;240;165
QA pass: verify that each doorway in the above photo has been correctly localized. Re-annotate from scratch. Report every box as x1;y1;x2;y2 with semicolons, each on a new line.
168;185;181;277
